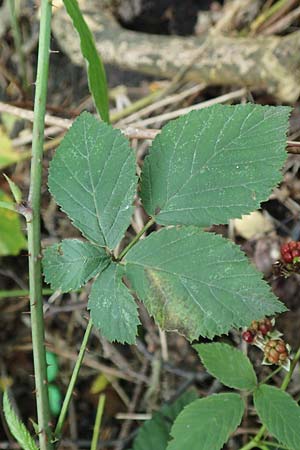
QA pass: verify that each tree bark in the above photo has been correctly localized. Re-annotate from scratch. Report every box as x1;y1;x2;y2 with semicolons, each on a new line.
52;0;300;102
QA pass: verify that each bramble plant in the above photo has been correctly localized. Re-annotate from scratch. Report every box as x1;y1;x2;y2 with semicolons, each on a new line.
41;103;300;449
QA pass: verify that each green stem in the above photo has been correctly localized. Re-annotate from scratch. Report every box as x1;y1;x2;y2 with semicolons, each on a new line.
27;1;52;449
90;394;106;450
258;441;289;449
239;345;300;450
280;345;300;391
0;288;54;299
117;217;155;260
54;319;94;438
258;366;282;387
8;0;28;90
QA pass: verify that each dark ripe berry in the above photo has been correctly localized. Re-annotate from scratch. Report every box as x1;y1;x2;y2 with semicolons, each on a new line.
280;241;300;263
242;330;254;343
264;339;289;365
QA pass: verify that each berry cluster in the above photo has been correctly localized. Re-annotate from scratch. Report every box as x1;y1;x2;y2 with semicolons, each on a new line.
281;241;300;264
264;339;289;365
242;318;290;369
242;318;273;343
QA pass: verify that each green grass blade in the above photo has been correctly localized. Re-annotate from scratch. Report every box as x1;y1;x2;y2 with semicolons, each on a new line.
62;0;110;123
3;391;39;450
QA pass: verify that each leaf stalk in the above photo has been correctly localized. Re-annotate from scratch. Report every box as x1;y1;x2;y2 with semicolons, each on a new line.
117;217;155;260
54;319;94;438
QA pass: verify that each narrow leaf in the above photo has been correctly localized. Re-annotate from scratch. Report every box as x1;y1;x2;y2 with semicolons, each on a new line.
48;112;136;249
254;384;300;449
124;227;285;340
43;239;110;292
141;104;290;227
3;391;39;450
130;391;197;450
195;343;257;390
88;263;140;344
3;174;22;204
62;0;109;122
167;393;244;450
0;190;27;256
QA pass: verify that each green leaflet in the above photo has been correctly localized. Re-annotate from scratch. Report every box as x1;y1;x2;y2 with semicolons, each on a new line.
124;227;286;340
130;391;197;450
62;0;109;122
0;189;27;256
254;385;300;450
48;385;62;417
167;393;244;450
141;104;290;227
195;343;257;390
48;112;136;249
88;263;140;344
43;239;109;292
3;391;39;450
0;126;25;170
46;351;59;383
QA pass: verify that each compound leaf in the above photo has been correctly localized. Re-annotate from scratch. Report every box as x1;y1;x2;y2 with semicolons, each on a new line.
88;263;140;344
62;0;109;122
3;391;38;450
195;343;257;390
254;384;300;450
124;227;285;340
141;104;290;227
43;239;109;292
130;391;197;450
48;112;136;249
167;393;244;450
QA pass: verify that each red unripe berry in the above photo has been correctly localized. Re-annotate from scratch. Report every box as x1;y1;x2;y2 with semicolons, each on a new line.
242;330;254;343
289;241;297;250
259;324;269;335
250;318;273;336
280;241;300;263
